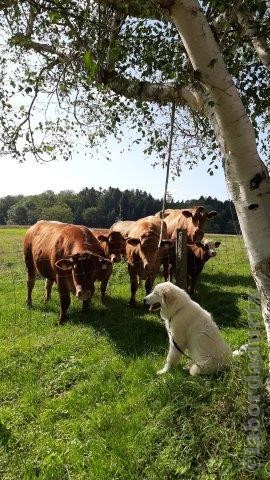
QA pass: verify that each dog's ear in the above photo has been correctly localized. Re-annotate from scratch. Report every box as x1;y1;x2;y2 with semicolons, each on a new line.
162;287;174;305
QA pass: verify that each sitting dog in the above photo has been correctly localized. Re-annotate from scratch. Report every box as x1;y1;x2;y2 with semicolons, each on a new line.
144;282;246;376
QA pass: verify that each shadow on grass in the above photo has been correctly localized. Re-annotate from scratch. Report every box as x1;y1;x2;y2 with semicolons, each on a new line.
194;272;255;328
29;269;255;355
70;295;167;358
201;272;255;289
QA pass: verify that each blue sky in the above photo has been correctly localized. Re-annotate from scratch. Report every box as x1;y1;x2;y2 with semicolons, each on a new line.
1;141;228;201
1;139;228;201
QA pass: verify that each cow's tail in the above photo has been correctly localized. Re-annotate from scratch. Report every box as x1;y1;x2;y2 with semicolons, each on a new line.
232;343;249;356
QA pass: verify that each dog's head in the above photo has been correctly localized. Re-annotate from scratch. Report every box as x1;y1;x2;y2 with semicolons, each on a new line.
144;282;189;317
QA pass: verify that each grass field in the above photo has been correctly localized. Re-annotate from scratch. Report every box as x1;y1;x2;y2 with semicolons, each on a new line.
0;228;269;480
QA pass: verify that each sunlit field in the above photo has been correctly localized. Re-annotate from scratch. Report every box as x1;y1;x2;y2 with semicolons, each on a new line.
0;228;269;480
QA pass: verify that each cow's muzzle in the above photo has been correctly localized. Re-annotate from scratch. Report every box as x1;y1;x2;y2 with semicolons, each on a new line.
110;254;120;263
76;288;92;301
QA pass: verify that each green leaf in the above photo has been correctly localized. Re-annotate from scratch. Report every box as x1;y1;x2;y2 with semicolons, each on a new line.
83;51;98;79
49;11;62;23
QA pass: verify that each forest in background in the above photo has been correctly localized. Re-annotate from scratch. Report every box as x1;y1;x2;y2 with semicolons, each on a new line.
0;187;240;234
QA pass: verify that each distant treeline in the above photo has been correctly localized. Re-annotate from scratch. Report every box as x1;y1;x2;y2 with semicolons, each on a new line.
0;187;240;234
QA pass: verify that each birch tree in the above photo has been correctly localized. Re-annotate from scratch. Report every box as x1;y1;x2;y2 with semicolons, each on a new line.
1;0;270;383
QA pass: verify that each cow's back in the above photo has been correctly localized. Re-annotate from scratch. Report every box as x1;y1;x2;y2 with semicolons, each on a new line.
91;228;110;236
24;221;68;278
110;220;135;237
24;220;100;278
128;216;167;239
160;209;190;238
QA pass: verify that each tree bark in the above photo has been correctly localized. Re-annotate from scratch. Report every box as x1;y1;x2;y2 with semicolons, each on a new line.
169;0;270;381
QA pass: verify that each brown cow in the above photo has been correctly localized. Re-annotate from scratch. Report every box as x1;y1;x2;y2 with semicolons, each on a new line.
156;206;217;282
187;240;221;294
155;206;217;243
91;228;127;263
110;220;135;238
161;239;221;293
113;216;173;306
23;221;112;324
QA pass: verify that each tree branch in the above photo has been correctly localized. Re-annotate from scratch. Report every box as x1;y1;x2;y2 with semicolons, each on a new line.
9;33;68;61
102;70;205;111
237;7;270;69
96;0;173;20
106;10;125;73
8;29;205;112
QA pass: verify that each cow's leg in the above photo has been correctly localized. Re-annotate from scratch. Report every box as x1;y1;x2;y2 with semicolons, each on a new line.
157;338;182;375
45;279;54;302
26;274;36;308
25;252;36;308
162;257;169;282
128;265;138;306
100;275;109;304
145;275;154;295
168;253;176;282
59;291;70;324
189;275;196;296
57;280;70;324
168;263;173;282
144;276;155;309
82;299;90;311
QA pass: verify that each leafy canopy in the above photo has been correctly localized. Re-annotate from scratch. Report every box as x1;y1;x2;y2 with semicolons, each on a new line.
0;0;269;172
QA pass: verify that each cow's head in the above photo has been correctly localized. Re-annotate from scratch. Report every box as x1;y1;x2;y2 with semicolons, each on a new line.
182;206;217;243
195;240;221;260
55;252;111;300
126;233;173;274
97;231;127;263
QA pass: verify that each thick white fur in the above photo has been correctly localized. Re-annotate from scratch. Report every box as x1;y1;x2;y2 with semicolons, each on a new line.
144;282;243;376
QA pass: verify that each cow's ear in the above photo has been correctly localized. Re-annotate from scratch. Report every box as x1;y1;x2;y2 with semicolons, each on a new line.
215;241;221;247
108;234;115;243
163;210;172;219
97;234;108;243
195;241;205;249
126;237;141;246
155;210;171;218
182;210;193;218
55;258;73;271
207;211;217;218
160;239;173;249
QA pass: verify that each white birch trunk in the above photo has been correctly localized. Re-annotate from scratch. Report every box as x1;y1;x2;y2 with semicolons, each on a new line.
170;0;270;376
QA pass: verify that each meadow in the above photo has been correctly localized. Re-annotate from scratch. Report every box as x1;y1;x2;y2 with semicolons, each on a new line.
0;228;269;480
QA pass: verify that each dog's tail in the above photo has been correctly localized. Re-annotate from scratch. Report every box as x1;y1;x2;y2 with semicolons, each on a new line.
232;343;249;356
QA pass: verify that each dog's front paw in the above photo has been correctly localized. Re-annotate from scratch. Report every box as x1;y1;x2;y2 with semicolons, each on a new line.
157;367;168;375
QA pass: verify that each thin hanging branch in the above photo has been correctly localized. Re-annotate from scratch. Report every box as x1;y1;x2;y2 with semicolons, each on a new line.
159;101;176;246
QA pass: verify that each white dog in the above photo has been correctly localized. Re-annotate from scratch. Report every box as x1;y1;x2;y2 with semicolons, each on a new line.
144;282;246;376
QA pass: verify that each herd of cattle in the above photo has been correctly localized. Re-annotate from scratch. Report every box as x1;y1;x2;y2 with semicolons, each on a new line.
23;206;220;323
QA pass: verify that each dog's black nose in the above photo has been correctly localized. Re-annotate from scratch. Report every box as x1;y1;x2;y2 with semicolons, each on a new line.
143;298;147;307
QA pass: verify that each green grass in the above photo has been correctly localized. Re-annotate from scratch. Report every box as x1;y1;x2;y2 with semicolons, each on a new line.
0;228;269;480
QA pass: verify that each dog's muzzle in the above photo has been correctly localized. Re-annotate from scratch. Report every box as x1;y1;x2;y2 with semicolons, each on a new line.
143;298;161;312
149;302;161;312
